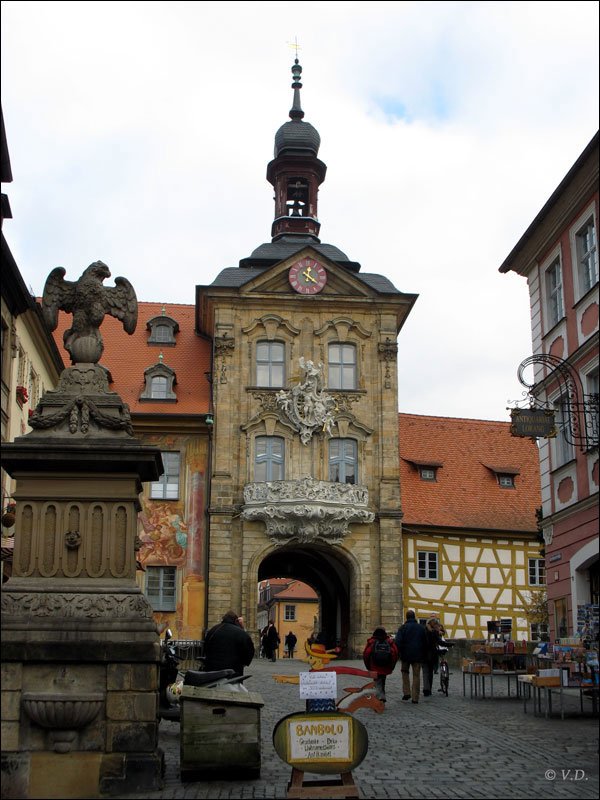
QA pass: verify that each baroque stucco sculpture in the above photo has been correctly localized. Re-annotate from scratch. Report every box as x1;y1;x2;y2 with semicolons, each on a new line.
276;357;337;444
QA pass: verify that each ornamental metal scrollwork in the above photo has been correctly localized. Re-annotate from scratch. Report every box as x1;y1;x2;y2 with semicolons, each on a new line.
516;354;598;451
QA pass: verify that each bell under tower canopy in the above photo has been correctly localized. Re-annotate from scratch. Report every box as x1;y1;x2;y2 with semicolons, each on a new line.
267;59;327;242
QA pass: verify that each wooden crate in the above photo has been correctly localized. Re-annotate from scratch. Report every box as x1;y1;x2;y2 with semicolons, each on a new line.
180;687;264;779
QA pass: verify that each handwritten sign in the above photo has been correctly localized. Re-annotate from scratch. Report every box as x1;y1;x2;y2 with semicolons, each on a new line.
299;670;337;699
288;716;351;763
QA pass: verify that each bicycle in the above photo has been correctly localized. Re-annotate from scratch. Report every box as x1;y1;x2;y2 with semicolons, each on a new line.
437;639;454;696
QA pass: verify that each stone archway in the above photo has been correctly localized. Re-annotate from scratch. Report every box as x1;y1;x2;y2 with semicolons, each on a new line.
248;542;365;657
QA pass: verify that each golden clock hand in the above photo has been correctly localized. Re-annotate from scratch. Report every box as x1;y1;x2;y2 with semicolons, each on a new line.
302;268;318;283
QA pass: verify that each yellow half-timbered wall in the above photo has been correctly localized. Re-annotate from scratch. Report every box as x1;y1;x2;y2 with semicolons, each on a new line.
403;529;544;639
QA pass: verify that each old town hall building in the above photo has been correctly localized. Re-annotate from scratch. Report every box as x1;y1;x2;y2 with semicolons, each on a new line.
195;59;417;653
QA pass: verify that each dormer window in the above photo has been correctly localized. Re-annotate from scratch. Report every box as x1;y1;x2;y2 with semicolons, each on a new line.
146;313;179;346
483;463;520;488
403;458;443;481
140;363;177;402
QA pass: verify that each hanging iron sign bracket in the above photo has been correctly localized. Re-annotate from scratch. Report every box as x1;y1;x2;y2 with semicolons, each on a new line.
511;354;598;451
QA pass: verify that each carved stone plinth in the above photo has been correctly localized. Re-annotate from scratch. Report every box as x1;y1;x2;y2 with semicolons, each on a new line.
242;477;375;544
1;431;164;798
27;364;134;439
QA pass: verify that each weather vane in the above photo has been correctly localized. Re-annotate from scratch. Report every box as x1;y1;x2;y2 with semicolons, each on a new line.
287;37;301;60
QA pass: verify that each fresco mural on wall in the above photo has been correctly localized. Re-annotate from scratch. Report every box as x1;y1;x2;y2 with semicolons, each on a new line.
136;434;210;638
138;500;188;566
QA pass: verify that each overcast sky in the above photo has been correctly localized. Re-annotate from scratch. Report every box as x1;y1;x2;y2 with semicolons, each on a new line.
2;1;598;421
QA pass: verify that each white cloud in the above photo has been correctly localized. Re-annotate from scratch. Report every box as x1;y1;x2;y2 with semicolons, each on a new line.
1;0;598;420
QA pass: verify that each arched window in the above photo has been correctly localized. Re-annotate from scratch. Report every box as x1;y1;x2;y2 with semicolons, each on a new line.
328;343;357;390
140;363;177;402
255;436;285;481
256;341;285;387
146;314;179;345
329;439;358;484
151;375;168;399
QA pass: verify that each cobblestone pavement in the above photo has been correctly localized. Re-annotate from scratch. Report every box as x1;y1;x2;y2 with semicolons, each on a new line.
121;657;599;800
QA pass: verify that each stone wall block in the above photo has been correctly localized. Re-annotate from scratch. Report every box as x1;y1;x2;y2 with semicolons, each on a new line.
107;721;156;753
107;663;130;691
132;692;158;722
130;664;158;692
1;721;21;752
1;662;23;690
1;690;21;721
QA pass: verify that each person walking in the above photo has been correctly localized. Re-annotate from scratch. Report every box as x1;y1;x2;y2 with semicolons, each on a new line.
422;617;445;697
203;610;255;678
284;630;297;659
395;610;428;703
263;621;280;662
363;626;399;702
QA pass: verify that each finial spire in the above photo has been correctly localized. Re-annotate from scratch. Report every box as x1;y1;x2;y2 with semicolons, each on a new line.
289;57;304;120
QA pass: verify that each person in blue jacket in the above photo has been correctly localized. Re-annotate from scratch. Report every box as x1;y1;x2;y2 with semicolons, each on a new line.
395;610;428;703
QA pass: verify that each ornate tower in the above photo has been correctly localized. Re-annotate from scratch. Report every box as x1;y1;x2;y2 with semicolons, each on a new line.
196;59;417;655
267;59;327;242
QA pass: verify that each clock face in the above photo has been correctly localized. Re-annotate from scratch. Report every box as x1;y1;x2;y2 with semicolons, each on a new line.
288;258;327;295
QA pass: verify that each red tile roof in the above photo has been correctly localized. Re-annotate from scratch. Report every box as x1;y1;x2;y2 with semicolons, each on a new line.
52;302;211;415
274;580;319;601
399;413;541;532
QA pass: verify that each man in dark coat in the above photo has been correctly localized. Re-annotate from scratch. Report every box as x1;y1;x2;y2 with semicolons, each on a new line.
264;621;280;662
395;610;428;703
203;611;255;677
284;631;298;659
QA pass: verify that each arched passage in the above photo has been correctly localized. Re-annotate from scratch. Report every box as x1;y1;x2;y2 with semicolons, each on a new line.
257;543;358;655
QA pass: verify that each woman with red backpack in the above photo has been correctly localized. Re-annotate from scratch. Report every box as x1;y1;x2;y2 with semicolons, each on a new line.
363;626;399;702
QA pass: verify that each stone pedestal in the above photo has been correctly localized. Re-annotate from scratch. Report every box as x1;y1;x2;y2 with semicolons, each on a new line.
1;365;164;799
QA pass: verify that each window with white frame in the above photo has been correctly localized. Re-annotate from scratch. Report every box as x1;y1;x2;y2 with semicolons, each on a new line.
256;341;285;387
284;604;296;621
151;375;169;399
546;258;564;328
498;474;515;489
146;565;177;611
575;217;598;295
150;452;180;499
328;343;357;390
553;394;575;466
417;550;438;580
419;467;437;481
255;436;284;481
586;369;599;449
329;439;358;484
528;558;546;585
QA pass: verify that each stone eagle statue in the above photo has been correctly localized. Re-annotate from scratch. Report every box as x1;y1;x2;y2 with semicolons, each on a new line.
42;261;138;364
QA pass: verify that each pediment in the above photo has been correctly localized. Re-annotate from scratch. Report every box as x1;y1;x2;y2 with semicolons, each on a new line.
238;247;376;299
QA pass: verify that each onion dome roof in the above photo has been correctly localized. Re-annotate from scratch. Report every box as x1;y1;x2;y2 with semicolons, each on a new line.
273;59;320;157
